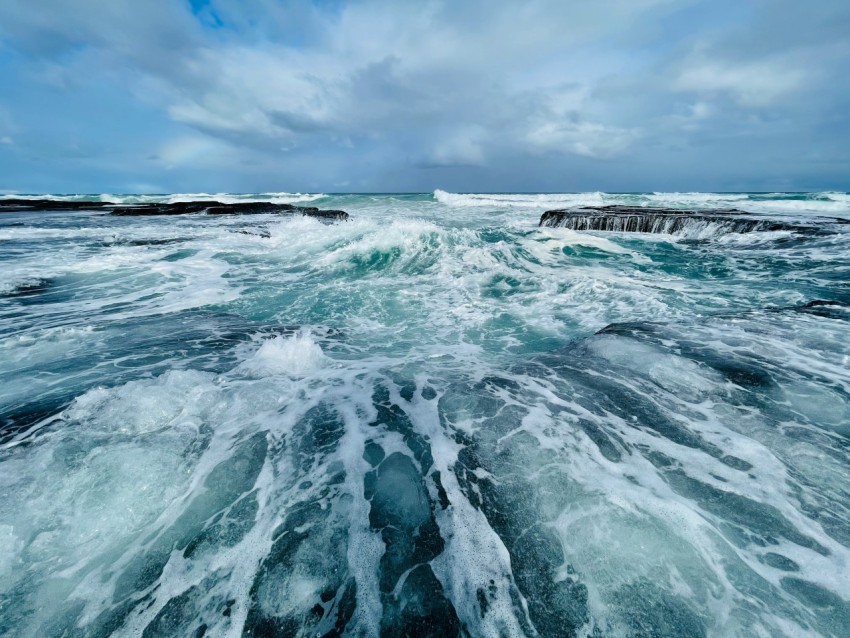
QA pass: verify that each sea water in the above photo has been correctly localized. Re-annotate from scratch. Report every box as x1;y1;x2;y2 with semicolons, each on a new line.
1;191;849;637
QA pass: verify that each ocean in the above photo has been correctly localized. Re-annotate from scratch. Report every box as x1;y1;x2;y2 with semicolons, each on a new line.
1;191;849;637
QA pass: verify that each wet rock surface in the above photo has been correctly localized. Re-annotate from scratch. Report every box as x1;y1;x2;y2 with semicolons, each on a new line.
0;198;349;221
538;205;843;234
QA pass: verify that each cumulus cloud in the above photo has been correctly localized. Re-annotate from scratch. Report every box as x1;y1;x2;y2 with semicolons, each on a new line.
0;0;848;191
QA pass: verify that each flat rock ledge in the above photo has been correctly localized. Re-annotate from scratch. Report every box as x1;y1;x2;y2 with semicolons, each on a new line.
538;205;839;235
0;199;349;222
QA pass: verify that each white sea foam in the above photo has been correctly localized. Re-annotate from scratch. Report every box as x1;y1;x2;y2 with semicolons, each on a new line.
821;191;850;204
529;227;652;263
164;192;327;205
647;191;750;206
434;189;754;209
742;198;850;216
434;188;607;208
432;189;850;217
237;333;328;378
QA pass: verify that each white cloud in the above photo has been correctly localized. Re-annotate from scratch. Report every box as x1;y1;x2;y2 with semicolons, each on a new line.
0;0;673;158
524;119;640;159
519;84;640;159
674;56;806;107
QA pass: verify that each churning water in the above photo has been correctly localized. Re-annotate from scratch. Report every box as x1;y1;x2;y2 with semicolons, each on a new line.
1;191;849;637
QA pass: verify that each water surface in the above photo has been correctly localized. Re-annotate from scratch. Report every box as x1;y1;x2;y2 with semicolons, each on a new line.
1;191;849;637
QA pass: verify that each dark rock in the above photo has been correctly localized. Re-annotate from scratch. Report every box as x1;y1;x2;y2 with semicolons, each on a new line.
233;230;272;239
796;299;850;319
0;198;106;212
99;238;189;247
0;198;349;222
0;278;53;299
538;205;841;235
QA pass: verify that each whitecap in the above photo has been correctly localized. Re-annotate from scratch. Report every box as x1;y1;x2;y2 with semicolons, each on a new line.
434;189;606;208
237;333;328;378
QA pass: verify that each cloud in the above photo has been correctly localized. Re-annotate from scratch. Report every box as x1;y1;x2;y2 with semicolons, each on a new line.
524;119;640;159
674;56;807;107
0;0;848;191
423;128;487;167
518;83;641;158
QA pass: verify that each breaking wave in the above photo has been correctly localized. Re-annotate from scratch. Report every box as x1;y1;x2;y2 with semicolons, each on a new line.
434;189;850;216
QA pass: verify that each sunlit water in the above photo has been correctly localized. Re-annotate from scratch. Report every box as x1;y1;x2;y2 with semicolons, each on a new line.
1;192;849;637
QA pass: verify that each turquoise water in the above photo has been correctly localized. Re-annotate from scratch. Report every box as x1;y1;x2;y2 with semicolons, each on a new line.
1;191;849;637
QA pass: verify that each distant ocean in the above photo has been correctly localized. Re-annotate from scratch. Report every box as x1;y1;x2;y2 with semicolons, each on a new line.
2;191;849;636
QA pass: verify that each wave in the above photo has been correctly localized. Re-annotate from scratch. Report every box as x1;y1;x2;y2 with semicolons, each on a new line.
646;192;750;206
435;190;752;210
808;191;850;203
744;198;850;216
433;189;606;208
236;332;328;378
4;192;850;636
162;192;328;205
5;190;849;215
434;190;850;216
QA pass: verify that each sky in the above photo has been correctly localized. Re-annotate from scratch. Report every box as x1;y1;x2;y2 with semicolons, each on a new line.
0;0;848;194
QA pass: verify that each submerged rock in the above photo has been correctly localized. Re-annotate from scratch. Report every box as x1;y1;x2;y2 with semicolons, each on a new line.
538;205;838;235
0;198;349;221
0;278;53;299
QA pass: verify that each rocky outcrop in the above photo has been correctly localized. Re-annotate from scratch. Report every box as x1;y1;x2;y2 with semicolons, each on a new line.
0;199;101;212
539;206;835;235
0;199;349;221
